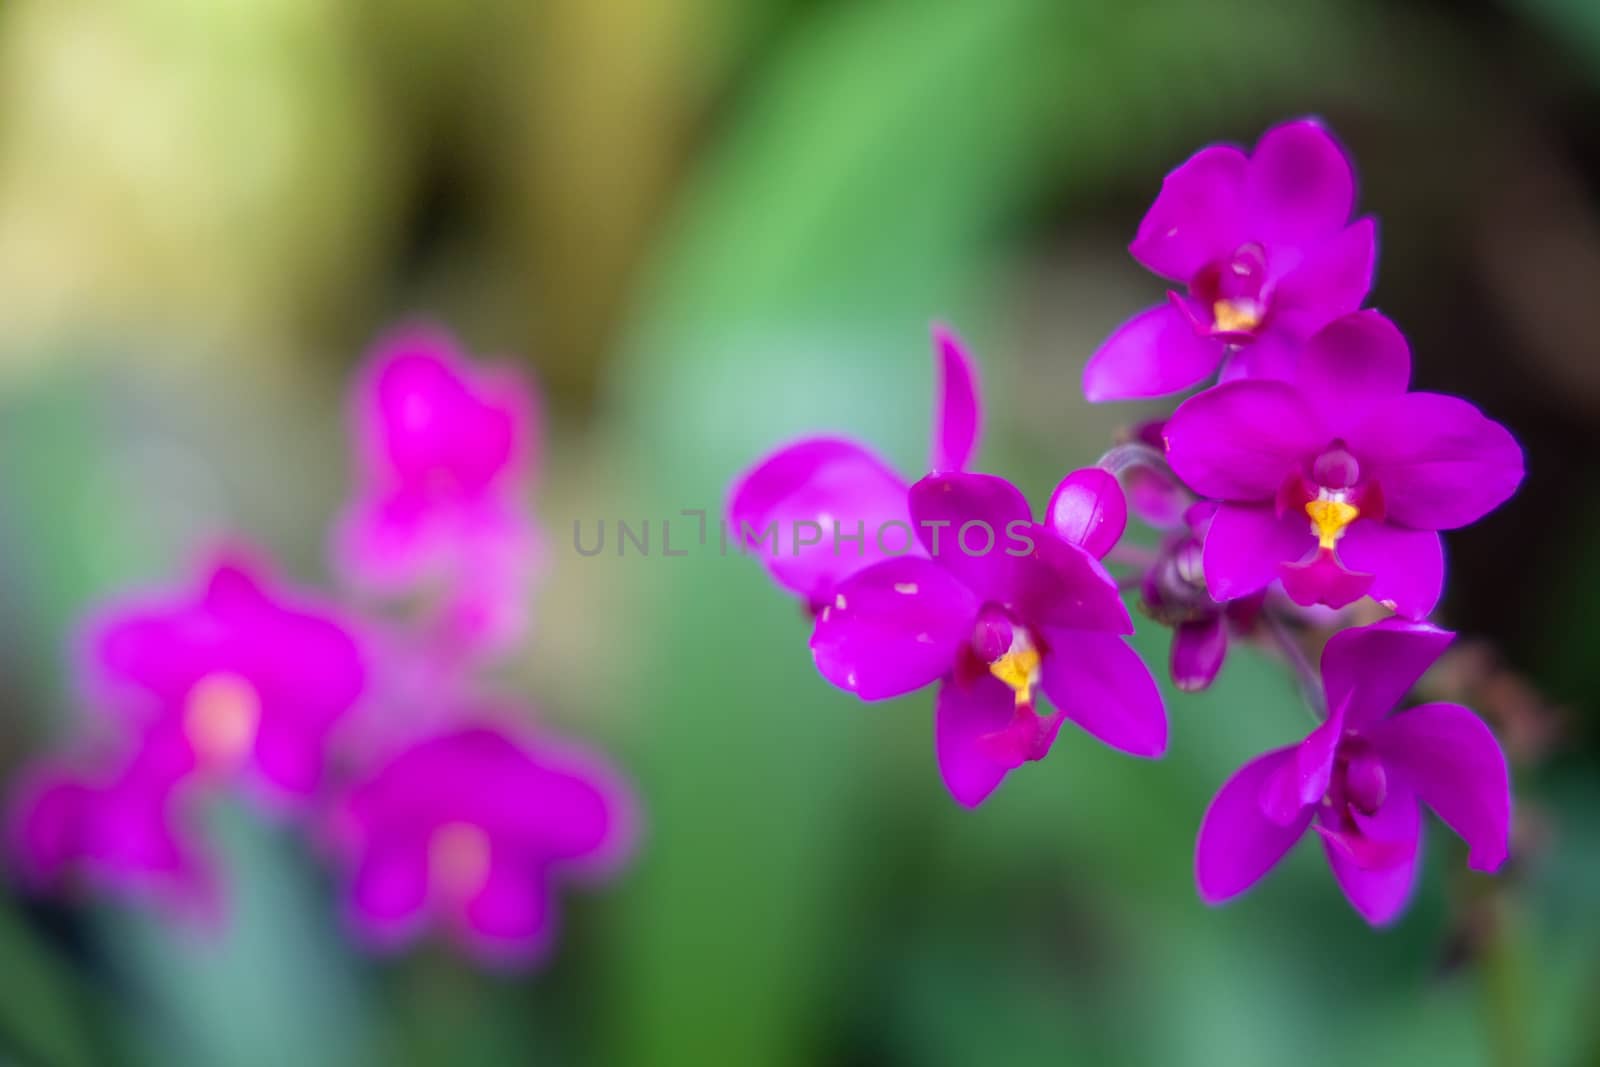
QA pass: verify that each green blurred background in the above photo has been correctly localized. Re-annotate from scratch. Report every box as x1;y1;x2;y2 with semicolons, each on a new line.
0;0;1597;1064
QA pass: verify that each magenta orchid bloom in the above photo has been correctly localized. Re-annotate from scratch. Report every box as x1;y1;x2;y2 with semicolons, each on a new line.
727;325;980;609
1164;311;1523;617
1195;619;1510;925
335;324;541;650
86;555;366;805
1084;118;1376;401
811;470;1165;807
8;742;212;915
329;723;635;968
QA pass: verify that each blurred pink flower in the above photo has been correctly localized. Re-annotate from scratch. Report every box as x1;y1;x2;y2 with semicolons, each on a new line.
327;722;636;968
335;324;542;652
8;740;213;917
85;553;366;807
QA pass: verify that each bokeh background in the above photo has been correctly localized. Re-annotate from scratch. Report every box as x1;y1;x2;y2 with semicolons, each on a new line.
0;0;1596;1064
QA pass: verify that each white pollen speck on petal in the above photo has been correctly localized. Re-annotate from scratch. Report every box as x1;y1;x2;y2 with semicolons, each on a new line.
893;582;918;595
846;670;859;688
820;607;832;622
1165;227;1178;237
834;593;848;610
915;632;933;644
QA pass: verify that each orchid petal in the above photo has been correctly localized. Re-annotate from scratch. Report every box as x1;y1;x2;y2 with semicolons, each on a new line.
1006;526;1132;634
1296;311;1412;432
463;858;555;965
1337;522;1444;620
728;437;911;602
1246;119;1356;250
1195;747;1313;904
935;675;1041;808
1039;630;1167;757
1201;503;1312;603
1368;702;1511;872
1271;218;1378;332
930;325;981;472
909;472;1030;603
1130;144;1249;281
1346;394;1524;530
1165;381;1327;501
1083;303;1224;403
1320;792;1422;926
1319;619;1454;730
809;557;979;701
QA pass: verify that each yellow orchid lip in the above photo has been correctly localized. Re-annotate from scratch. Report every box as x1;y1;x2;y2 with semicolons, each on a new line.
988;632;1042;708
1306;497;1360;550
1211;298;1262;334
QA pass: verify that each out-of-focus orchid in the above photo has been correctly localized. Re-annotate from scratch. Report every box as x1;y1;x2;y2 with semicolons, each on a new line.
328;722;635;968
8;741;212;916
86;555;366;806
335;324;542;652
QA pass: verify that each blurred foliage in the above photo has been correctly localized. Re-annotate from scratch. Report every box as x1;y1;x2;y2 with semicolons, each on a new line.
0;1;1596;1066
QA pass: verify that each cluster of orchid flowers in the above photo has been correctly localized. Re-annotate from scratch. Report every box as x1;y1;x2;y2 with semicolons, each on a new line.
7;326;634;967
731;119;1521;924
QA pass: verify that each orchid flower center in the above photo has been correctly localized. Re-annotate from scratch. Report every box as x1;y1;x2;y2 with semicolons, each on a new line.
1322;743;1390;827
1211;299;1263;334
183;672;261;766
1193;243;1269;338
989;632;1041;709
972;608;1041;708
1304;447;1364;549
1311;740;1412;872
1342;752;1388;816
428;821;492;902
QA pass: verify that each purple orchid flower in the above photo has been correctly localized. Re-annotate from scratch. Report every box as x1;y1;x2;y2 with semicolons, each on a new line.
8;740;213;917
810;470;1166;807
1163;310;1524;617
335;324;542;651
84;554;367;806
727;325;980;610
1195;619;1510;925
327;722;635;968
1084;118;1376;401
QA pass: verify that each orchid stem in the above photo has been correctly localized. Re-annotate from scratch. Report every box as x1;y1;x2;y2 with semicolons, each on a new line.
1481;892;1532;1067
1263;610;1326;720
1093;441;1169;477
